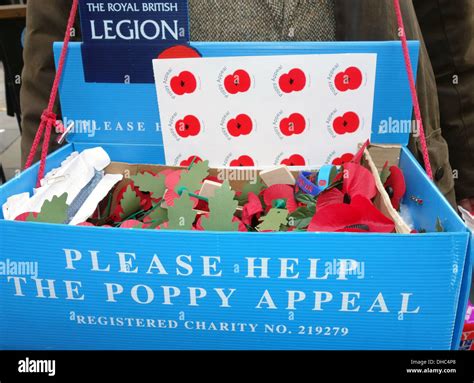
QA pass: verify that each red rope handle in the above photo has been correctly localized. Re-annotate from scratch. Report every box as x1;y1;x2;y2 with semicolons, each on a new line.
393;0;433;180
23;0;79;186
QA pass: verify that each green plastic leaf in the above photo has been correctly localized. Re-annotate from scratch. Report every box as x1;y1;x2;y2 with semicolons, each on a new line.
287;205;316;229
143;205;168;228
120;185;142;219
295;192;316;207
201;180;239;231
131;172;166;198
257;208;289;231
27;193;68;224
166;191;197;230
177;160;210;192
435;217;444;232
236;176;266;204
379;161;391;184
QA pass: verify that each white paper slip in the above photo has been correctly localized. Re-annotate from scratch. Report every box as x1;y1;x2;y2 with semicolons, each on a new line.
69;173;123;226
2;147;112;221
153;53;377;168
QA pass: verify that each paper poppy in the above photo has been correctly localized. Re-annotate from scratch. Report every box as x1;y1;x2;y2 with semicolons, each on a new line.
76;222;95;227
161;169;202;208
308;195;395;233
233;216;247;232
120;220;150;229
14;212;36;221
384;165;406;210
138;190;153;211
316;162;377;209
154;222;170;230
352;139;370;164
164;170;182;190
163;188;199;208
262;184;297;212
242;192;263;225
180;155;203;167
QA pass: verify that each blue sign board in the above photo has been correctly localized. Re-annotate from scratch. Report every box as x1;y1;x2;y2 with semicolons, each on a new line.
78;0;190;83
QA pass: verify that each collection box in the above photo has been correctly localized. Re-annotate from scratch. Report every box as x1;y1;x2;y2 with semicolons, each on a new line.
0;41;472;350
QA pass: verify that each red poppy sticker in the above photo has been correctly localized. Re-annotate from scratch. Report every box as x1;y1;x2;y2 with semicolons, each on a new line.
224;69;251;94
175;115;201;138
332;153;354;166
281;154;306;166
334;66;363;92
180;155;203;167
279;113;306;136
333;112;360;135
170;71;197;95
230;155;255;167
227;114;253;137
279;68;306;93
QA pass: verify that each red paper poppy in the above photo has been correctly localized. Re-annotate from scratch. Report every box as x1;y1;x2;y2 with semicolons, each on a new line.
14;212;36;221
138;190;153;210
242;192;263;225
161;169;201;208
159;169;174;176
193;214;207;230
316;162;376;209
384;165;406;210
193;198;209;212
165;170;182;190
77;222;95;227
316;188;345;210
262;184;297;212
308;195;395;233
180;155;203;167
234;216;247;232
352;139;370;164
154;222;170;230
163;189;199;208
120;220;148;229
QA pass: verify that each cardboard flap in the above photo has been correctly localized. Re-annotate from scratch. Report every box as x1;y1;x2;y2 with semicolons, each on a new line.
55;41;419;150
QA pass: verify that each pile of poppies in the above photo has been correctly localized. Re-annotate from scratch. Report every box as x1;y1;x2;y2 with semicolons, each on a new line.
83;141;406;233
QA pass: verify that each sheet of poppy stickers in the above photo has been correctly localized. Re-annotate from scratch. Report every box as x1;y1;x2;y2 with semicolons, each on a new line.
152;53;377;168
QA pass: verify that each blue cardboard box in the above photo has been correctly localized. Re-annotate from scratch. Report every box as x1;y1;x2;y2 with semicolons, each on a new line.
0;41;472;350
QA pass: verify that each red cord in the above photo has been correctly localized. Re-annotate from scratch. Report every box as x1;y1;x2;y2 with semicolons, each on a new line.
23;0;79;187
393;0;433;180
